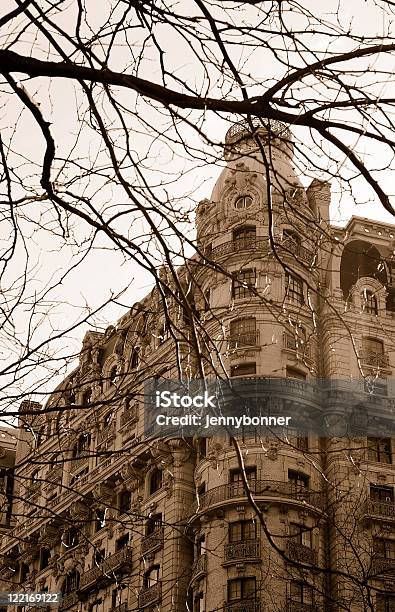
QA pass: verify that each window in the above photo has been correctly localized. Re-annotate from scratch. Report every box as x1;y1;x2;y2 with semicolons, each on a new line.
233;225;256;250
286;366;306;380
116;533;129;551
370;485;394;502
93;549;105;566
296;433;309;451
89;599;102;612
197;482;206;498
196;534;205;557
194;592;204;612
374;538;395;560
95;508;106;533
149;468;162;495
230;467;257;483
289;524;312;548
364;376;387;396
64;527;79;548
103;412;112;428
230;362;256;377
203;288;210;312
131;347;140;369
286;273;304;304
111;586;126;609
229;318;257;348
109;366;117;384
227;577;256;602
234;195;253;209
72;433;91;457
119;490;131;514
288;470;309;489
368;437;392;464
230;468;256;496
197;437;207;458
362;336;384;356
144;565;160;588
82;389;92;404
146;513;162;535
31;469;39;483
283;229;301;244
39;548;51;570
229;520;256;542
70;466;88;486
62;570;80;595
362;289;378;315
289;581;313;605
232;269;256;300
20;562;29;583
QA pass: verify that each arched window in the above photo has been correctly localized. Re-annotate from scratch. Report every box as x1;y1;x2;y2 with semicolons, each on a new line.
361;289;378;315
234;195;253;209
131;347;140;370
119;490;131;515
149;468;162;495
109;366;117;384
72;433;91;458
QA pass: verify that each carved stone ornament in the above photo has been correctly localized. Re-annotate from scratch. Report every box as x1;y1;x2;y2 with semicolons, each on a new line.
92;483;114;505
167;439;193;467
40;523;59;547
265;439;279;461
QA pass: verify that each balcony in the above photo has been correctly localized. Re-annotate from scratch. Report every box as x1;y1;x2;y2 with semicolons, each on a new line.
229;331;260;350
279;237;315;267
97;421;116;443
46;464;63;482
224;540;260;563
371;556;395;576
359;349;390;369
59;592;80;611
140;527;164;555
362;499;395;522
191;553;207;582
286;541;317;566
26;481;41;499
195;481;324;514
79;547;133;590
70;455;89;471
224;600;260;612
110;604;128;612
211;238;267;259
138;581;161;608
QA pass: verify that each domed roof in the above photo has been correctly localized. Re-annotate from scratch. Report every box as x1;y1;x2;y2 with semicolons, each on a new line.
210;121;302;203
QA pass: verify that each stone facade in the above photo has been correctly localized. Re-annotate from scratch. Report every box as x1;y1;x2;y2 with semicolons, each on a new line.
0;122;395;611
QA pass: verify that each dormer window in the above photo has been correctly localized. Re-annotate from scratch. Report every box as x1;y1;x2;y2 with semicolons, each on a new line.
234;195;252;209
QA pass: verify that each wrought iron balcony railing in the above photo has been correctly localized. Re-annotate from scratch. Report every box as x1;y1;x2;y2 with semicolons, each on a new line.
191;553;207;582
371;556;395;575
286;540;318;566
224;539;260;562
358;350;390;368
195;481;324;513
141;527;164;555
97;421;116;443
211;238;267;259
279;237;315;266
80;547;133;590
362;499;395;521
224;599;261;612
109;603;128;612
59;592;79;611
229;331;259;349
138;581;161;608
70;455;89;471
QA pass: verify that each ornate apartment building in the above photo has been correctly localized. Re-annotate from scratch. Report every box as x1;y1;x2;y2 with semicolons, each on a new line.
0;121;395;612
